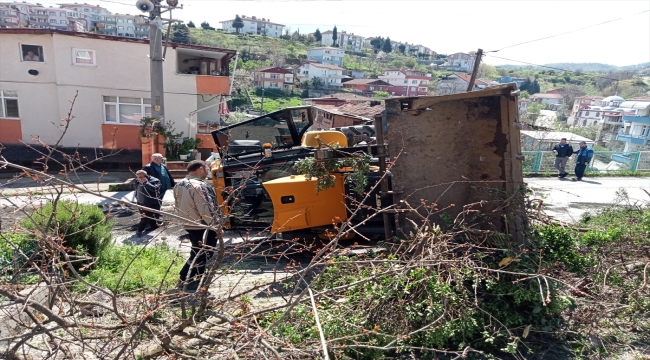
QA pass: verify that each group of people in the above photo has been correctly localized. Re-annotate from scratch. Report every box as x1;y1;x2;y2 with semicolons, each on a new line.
552;138;594;181
134;153;220;293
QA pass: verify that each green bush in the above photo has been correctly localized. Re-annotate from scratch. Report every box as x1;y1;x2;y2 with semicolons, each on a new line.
22;201;113;261
80;243;183;293
533;225;595;273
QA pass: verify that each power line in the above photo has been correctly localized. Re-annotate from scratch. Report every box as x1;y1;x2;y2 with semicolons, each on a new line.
488;9;650;53
483;54;627;83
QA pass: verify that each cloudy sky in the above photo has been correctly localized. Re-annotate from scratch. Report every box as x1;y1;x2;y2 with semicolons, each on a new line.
35;0;650;66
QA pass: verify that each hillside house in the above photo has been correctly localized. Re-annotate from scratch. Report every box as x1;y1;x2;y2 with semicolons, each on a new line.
445;52;476;72
530;93;563;106
378;68;431;96
342;79;391;94
252;66;294;90
307;46;344;67
313;102;384;129
219;15;284;37
297;61;345;87
0;28;236;151
435;73;488;95
616;101;650;152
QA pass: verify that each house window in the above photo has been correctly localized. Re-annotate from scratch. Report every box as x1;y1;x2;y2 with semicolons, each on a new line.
127;19;133;23
103;96;151;124
0;90;20;118
270;83;278;88
412;80;417;84
61;20;67;24
117;18;124;22
270;74;279;79
118;26;124;30
127;26;134;30
369;86;375;91
404;80;408;84
20;44;44;62
49;11;56;16
585;111;590;116
73;49;96;66
84;8;89;12
49;19;56;23
411;87;416;91
67;12;73;16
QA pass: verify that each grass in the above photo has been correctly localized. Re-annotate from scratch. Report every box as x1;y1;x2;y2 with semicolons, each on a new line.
79;243;184;293
248;89;302;113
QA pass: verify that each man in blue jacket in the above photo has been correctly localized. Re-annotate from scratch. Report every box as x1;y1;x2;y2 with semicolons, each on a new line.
552;138;574;178
573;141;593;181
142;153;175;209
134;170;162;236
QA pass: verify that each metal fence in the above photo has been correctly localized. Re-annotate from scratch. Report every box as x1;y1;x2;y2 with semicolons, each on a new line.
523;151;650;174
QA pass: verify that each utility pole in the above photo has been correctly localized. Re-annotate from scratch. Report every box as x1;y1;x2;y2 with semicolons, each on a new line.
466;48;483;92
260;88;265;114
149;1;165;123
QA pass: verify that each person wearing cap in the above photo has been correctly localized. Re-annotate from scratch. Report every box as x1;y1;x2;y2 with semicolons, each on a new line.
552;137;574;179
572;141;593;181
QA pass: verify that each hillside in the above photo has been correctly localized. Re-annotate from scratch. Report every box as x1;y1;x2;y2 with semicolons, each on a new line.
497;62;650;73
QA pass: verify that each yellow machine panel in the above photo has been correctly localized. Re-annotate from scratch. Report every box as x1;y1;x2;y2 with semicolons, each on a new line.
263;174;348;233
301;131;348;148
211;158;231;228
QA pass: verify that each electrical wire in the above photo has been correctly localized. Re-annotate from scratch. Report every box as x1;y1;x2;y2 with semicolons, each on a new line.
484;54;630;83
487;9;650;53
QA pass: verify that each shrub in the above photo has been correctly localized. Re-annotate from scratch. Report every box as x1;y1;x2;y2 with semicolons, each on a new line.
22;201;113;262
80;243;183;293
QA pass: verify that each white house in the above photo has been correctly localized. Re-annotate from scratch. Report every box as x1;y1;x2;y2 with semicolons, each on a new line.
219;15;285;37
307;46;344;67
0;28;237;150
530;93;563;106
616;101;650;152
446;52;476;72
297;62;345;87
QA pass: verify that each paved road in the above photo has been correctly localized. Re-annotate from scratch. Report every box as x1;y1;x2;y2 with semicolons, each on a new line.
525;177;650;223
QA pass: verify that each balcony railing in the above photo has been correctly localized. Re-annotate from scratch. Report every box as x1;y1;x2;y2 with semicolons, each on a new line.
616;133;649;145
622;115;650;124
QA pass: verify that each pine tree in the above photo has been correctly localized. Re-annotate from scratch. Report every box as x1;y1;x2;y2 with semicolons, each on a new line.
232;15;244;33
187;20;195;28
332;26;338;47
382;36;392;53
314;28;322;42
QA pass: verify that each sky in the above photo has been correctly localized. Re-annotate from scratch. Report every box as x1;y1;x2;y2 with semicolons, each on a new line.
33;0;650;67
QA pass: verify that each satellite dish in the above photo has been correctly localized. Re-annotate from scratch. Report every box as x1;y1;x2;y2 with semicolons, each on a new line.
135;0;155;13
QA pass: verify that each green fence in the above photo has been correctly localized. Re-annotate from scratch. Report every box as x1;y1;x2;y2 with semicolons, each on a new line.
523;151;650;174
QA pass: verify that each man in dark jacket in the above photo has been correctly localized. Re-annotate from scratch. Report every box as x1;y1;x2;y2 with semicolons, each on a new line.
134;170;162;236
573;141;594;181
552;138;574;178
142;153;175;208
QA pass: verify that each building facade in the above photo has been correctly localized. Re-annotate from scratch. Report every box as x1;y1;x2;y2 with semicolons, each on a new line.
342;79;391;93
297;61;345;87
378;68;431;96
252;66;293;90
435;73;487;95
615;101;650;152
219;15;284;37
0;29;236;150
306;46;344;67
445;52;476;73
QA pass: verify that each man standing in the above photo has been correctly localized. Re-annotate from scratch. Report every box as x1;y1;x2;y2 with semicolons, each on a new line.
174;160;220;292
552;138;574;179
24;50;40;62
143;153;175;212
573;141;594;181
133;170;161;237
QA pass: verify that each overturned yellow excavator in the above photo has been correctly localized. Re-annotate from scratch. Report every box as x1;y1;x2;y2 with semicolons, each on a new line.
211;84;526;241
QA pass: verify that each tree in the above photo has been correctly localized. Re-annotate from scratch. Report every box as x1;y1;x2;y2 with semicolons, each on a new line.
314;28;322;42
187;20;195;28
232;15;244;34
520;90;530;99
170;23;189;44
370;37;383;52
332;25;338;47
398;44;406;54
200;21;214;30
382;36;392;53
477;63;499;79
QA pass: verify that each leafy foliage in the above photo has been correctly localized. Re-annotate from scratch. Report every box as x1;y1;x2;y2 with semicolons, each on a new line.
232;15;244;33
314;28;322;42
79;243;183;293
23;201;113;263
293;153;371;195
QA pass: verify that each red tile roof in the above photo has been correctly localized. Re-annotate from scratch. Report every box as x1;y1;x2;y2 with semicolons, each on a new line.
256;67;293;74
317;93;374;101
342;79;392;86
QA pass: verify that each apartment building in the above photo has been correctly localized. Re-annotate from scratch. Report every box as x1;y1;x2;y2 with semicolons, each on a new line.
616;101;650;152
434;73;487;95
445;52;476;73
252;66;294;90
0;28;237;150
220;15;284;37
297;61;345;87
379;68;431;96
307;46;344;67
